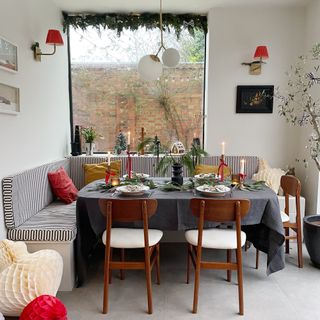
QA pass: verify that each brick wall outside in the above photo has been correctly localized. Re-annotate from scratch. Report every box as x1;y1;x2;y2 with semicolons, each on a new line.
72;63;204;152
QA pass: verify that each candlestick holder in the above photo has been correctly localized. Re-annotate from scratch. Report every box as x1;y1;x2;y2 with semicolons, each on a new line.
218;154;228;182
126;145;132;179
105;165;112;184
239;173;246;188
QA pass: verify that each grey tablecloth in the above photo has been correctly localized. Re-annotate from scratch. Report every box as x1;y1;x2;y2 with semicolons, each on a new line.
75;179;285;285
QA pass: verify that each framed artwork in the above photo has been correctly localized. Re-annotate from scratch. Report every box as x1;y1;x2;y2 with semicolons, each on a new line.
236;85;274;113
0;83;20;115
0;36;18;73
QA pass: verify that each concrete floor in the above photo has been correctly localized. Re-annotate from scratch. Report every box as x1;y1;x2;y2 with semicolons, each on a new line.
58;243;320;320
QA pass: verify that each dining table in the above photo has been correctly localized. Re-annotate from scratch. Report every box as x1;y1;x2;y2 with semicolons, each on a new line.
75;178;285;286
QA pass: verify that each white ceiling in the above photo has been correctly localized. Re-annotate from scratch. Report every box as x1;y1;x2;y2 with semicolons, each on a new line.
52;0;309;14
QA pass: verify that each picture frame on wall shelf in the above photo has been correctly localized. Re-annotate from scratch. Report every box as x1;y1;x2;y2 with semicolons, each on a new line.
236;85;274;113
0;36;18;73
0;83;20;115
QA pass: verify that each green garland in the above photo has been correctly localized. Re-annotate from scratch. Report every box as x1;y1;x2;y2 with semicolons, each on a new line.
62;12;207;37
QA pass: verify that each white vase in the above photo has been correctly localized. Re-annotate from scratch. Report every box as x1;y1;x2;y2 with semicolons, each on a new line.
85;142;95;156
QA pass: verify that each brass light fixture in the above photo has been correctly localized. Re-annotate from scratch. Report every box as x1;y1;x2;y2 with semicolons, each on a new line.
242;45;269;75
31;29;64;62
137;0;180;81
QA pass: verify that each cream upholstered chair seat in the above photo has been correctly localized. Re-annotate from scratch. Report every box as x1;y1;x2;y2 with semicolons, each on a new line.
0;240;63;317
102;228;163;249
280;211;290;223
185;228;246;249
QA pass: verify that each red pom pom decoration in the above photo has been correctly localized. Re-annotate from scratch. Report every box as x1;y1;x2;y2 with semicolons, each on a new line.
20;295;67;320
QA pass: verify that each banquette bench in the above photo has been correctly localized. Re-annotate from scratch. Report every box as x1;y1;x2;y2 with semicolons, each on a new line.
1;155;304;291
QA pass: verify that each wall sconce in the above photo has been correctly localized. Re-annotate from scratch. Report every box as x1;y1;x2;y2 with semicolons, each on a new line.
241;45;269;75
31;29;64;62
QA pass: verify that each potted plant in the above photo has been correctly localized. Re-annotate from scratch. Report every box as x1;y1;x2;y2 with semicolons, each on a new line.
137;135;168;162
81;127;98;156
276;43;320;268
156;147;207;185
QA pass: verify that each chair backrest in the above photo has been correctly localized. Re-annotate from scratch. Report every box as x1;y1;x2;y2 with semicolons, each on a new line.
99;199;158;222
281;175;301;221
281;175;301;197
190;198;250;222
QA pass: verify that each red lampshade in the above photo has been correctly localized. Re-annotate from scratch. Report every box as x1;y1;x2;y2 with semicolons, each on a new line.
45;29;64;46
253;46;269;59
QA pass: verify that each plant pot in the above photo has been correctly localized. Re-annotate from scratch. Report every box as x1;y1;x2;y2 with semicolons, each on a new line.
304;215;320;268
85;142;95;156
171;163;183;186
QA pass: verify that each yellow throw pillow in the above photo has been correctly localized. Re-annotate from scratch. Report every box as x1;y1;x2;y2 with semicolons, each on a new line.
194;164;231;177
83;161;121;185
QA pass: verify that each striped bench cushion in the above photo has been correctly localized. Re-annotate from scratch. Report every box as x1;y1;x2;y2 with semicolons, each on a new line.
7;201;77;242
2;159;70;229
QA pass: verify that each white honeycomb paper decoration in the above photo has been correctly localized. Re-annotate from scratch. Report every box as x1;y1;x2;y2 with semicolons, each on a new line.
0;240;63;317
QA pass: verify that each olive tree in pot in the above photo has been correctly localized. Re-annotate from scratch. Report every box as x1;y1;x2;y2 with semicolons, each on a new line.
276;43;320;268
81;127;98;156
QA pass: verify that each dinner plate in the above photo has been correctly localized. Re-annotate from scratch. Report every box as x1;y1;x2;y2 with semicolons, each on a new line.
194;173;217;179
196;185;230;197
123;173;150;180
116;185;150;196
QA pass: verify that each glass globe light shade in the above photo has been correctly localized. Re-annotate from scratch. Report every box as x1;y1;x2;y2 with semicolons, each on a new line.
138;54;163;81
162;48;180;67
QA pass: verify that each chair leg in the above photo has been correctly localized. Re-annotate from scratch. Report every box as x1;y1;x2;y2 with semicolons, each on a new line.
296;227;303;268
236;247;244;316
192;247;201;314
227;249;231;282
120;249;125;280
155;244;160;285
285;227;290;254
103;247;111;314
244;241;249;252
144;247;153;314
186;244;192;284
109;248;113;284
255;249;259;270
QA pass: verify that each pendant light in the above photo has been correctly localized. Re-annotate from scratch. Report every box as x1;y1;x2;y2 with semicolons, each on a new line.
137;0;180;81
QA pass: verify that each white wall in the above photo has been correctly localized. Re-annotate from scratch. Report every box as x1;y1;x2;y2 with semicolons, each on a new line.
0;0;70;238
294;0;320;215
205;7;305;168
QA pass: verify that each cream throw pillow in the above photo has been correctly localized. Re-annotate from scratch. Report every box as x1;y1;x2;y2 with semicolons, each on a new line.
252;159;286;194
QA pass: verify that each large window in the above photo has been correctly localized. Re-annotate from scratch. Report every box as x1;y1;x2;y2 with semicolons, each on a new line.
69;23;205;152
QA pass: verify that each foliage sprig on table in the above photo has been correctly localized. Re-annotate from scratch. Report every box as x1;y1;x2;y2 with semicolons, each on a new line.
232;180;266;192
63;12;207;38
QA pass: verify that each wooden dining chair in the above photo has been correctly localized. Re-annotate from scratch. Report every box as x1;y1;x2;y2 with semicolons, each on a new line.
255;175;303;268
186;198;250;315
98;199;163;314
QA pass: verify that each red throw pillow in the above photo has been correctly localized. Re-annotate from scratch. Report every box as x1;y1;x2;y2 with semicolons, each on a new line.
48;167;78;204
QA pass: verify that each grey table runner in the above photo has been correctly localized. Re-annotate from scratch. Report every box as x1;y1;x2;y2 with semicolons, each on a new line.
76;179;285;285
